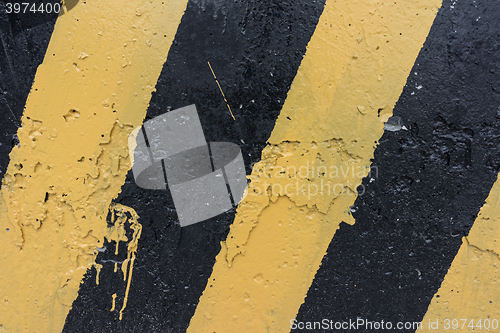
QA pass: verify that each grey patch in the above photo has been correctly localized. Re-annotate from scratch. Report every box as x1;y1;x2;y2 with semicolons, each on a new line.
163;145;213;185
171;170;232;227
131;130;162;189
129;105;248;226
384;116;406;132
210;142;247;204
135;162;166;190
96;246;107;253
12;133;20;148
144;105;207;161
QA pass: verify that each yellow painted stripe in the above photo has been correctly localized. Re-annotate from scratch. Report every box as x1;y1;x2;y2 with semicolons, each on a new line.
418;174;500;332
0;1;187;332
188;1;441;332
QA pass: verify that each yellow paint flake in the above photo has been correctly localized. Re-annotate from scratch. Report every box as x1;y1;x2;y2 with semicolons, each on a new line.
110;294;117;312
94;263;103;285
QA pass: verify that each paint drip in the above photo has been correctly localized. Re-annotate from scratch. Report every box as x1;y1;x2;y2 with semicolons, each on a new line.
94;203;142;320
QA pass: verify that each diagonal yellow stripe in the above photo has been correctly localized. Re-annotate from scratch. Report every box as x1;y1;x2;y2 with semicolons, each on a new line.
0;1;187;331
188;0;441;332
418;174;500;332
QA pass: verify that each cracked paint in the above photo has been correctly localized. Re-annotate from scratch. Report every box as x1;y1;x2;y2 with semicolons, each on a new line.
418;173;500;332
0;0;187;331
188;0;441;332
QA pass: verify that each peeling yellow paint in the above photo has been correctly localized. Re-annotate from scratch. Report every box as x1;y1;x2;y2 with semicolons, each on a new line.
188;0;441;332
418;174;500;332
0;0;187;331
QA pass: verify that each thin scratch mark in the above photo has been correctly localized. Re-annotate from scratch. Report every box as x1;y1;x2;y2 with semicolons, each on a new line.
208;61;235;120
0;33;19;91
1;96;20;127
